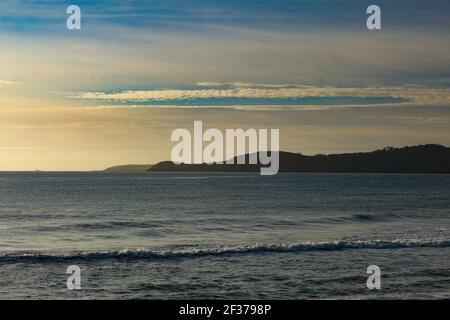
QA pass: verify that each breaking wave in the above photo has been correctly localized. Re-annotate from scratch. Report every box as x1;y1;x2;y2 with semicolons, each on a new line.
1;238;449;262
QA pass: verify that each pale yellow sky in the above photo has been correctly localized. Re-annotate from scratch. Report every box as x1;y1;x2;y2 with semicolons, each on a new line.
1;94;450;171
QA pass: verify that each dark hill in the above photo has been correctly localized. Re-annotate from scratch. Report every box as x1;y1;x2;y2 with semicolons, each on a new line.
148;144;450;173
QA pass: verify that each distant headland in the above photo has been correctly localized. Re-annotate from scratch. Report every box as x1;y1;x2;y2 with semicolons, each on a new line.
105;144;450;174
104;164;153;173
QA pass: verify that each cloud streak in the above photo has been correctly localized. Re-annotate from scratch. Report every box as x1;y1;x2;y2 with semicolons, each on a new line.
0;80;19;88
71;85;450;108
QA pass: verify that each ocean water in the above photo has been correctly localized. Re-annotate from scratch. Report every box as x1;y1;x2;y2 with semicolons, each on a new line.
0;172;449;299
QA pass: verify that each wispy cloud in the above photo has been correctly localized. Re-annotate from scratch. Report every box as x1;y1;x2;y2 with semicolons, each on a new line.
0;80;19;88
71;85;450;108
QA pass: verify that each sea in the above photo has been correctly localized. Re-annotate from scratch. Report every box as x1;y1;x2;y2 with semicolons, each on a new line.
0;172;449;299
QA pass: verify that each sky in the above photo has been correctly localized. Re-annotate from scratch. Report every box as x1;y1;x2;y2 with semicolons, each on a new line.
0;0;449;170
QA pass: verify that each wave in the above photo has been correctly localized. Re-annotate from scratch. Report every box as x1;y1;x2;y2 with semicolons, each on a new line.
1;238;449;262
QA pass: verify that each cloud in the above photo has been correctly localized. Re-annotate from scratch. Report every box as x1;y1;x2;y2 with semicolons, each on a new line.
71;85;450;108
0;146;53;151
196;81;297;88
1;17;449;92
77;104;405;112
0;80;19;88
